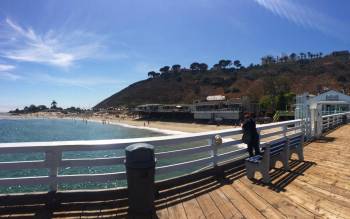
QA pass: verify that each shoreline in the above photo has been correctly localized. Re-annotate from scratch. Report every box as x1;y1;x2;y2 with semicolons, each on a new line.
8;112;237;134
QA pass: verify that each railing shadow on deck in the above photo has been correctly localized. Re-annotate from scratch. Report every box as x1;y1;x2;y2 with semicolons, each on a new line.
0;159;247;219
155;159;246;210
0;188;129;218
314;136;336;143
249;159;316;193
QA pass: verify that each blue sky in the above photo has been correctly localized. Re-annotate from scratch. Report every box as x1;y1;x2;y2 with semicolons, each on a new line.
0;0;349;112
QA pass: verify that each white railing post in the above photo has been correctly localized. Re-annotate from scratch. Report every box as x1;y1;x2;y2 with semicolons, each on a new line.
301;120;306;145
282;125;287;138
304;118;310;140
331;116;335;128
208;137;216;167
46;150;61;192
209;135;223;168
211;136;218;167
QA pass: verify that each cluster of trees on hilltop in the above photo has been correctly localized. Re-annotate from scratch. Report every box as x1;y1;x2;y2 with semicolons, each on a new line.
147;51;336;79
9;100;85;114
147;59;245;79
261;52;324;65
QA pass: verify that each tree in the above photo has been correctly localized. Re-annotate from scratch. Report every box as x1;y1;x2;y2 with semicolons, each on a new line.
259;95;274;112
212;63;220;70
28;104;38;113
233;60;242;69
218;59;231;69
261;55;275;65
289;53;297;61
147;71;157;78
51;100;57;109
159;66;170;74
37;105;48;111
281;55;289;63
171;64;181;72
307;52;312;59
190;62;200;71
198;63;208;71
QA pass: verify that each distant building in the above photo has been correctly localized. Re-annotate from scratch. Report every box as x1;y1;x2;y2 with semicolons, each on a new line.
331;50;350;57
134;104;193;120
134;96;259;123
295;90;350;119
192;99;242;122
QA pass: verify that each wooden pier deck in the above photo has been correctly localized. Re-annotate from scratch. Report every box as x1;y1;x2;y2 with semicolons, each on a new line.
1;125;350;218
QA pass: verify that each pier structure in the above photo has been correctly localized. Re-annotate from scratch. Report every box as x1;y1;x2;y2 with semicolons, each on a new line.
0;112;349;218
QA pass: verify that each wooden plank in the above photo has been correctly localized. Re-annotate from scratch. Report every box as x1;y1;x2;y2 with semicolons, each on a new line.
232;180;286;219
164;175;221;219
181;198;205;219
293;178;350;208
167;200;188;219
283;183;346;218
156;204;169;218
208;189;244;219
298;176;350;201
220;184;265;219
240;177;315;218
196;193;224;219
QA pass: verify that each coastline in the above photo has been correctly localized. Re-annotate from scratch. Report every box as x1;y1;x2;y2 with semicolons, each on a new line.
11;112;237;134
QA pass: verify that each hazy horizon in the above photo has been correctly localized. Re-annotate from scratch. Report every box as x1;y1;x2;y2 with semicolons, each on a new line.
0;0;350;112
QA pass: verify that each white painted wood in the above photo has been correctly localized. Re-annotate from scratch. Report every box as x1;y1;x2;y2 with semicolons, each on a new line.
282;125;287;137
156;157;212;175
46;151;61;191
217;149;247;162
220;139;242;148
286;126;302;132
260;130;285;139
155;144;211;159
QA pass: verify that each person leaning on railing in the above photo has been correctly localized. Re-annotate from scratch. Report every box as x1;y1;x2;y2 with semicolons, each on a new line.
241;113;261;157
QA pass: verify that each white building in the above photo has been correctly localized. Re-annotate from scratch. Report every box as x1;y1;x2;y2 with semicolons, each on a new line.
295;90;350;119
193;98;242;122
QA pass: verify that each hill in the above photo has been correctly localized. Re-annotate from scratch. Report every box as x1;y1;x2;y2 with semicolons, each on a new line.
95;51;350;111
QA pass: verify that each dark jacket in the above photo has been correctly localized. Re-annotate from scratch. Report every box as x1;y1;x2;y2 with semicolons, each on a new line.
242;118;259;144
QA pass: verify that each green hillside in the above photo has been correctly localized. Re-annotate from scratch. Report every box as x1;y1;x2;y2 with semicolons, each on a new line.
95;51;350;111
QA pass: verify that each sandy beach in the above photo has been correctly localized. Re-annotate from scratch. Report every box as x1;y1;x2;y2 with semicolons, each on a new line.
15;112;237;134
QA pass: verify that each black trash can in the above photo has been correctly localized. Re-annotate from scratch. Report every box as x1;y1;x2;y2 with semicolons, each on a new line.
125;143;156;217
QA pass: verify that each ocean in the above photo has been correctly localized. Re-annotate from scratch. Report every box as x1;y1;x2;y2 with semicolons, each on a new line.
0;115;162;143
0;114;167;193
0;115;235;193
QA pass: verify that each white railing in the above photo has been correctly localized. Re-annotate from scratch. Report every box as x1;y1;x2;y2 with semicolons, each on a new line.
0;119;305;193
321;112;350;132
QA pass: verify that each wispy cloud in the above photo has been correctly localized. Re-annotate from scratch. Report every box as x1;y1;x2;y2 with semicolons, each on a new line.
0;64;15;72
0;63;21;80
253;0;347;40
0;72;21;80
0;18;107;67
28;73;126;89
